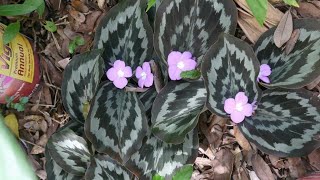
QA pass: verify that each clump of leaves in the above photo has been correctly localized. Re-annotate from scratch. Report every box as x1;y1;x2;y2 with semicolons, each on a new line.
68;36;85;54
46;0;320;179
5;96;29;112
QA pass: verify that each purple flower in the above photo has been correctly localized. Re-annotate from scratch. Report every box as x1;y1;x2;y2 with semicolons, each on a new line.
257;64;271;83
224;92;253;123
106;60;132;89
168;51;197;80
135;62;154;88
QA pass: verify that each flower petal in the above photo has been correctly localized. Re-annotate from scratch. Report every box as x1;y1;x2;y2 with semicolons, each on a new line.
235;92;248;104
138;79;145;88
181;51;192;59
260;76;270;83
260;64;271;76
106;68;117;81
182;59;197;71
135;66;143;78
224;98;236;114
113;77;128;89
169;66;180;80
142;62;151;73
123;66;132;77
242;104;253;117
168;51;181;66
230;111;245;123
113;60;125;69
144;73;154;87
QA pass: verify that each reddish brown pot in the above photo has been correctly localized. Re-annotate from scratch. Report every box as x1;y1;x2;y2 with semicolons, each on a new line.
0;24;40;104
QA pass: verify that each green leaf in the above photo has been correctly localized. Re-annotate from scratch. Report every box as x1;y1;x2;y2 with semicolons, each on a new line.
172;164;193;180
94;0;154;71
202;33;262;117
254;19;320;89
85;154;135;180
61;49;104;124
0;4;38;16
36;1;45;17
47;129;91;175
68;36;85;54
151;80;206;144
19;97;29;104
146;0;156;12
180;70;201;80
239;89;320;157
283;0;299;7
85;81;148;163
245;0;267;26
154;0;237;64
24;0;45;16
3;21;20;45
44;21;57;32
0;114;37;180
152;174;165;180
125;129;198;179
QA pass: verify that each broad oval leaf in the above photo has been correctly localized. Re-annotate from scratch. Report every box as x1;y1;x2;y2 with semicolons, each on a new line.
239;89;320;157
45;148;82;180
202;33;262;117
139;87;157;122
151;80;206;144
85;82;148;164
47;129;91;175
125;129;198;179
154;0;237;63
85;154;135;180
61;49;104;123
93;0;153;70
254;19;320;89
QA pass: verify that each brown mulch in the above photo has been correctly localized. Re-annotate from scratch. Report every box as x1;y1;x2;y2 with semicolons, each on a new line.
1;0;320;179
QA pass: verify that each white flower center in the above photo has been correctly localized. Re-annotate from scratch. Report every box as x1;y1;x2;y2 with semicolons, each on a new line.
177;61;185;69
141;72;147;80
235;103;243;112
117;70;124;77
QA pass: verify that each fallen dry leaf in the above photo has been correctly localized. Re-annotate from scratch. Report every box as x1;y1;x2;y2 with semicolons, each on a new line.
285;29;300;55
58;57;71;69
286;157;307;178
211;149;235;179
71;0;89;13
268;154;285;169
97;0;106;9
308;148;320;170
237;8;268;43
274;10;293;48
252;153;274;180
234;126;252;151
296;2;320;18
69;9;86;23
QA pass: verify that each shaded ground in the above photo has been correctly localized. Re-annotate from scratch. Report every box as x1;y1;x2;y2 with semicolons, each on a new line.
1;0;320;179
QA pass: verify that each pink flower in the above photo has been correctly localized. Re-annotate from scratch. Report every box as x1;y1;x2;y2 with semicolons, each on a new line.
257;64;271;83
224;92;253;123
106;60;132;89
168;51;197;80
135;62;154;88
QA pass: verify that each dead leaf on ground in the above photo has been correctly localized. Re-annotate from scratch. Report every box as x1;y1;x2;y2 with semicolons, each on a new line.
308;148;320;170
58;57;71;69
296;2;320;18
234;126;252;152
97;0;105;9
69;9;86;23
71;0;89;13
211;149;235;179
274;10;293;48
268;154;285;169
252;153;274;180
285;29;300;55
286;157;307;178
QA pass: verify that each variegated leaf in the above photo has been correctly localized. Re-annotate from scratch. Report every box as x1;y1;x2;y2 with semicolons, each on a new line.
154;0;237;63
62;49;104;123
47;129;91;175
125;129;198;179
85;154;135;180
93;0;153;70
45;148;82;180
151;80;206;144
139;87;157;121
254;19;320;89
85;82;148;163
239;89;320;157
202;33;262;117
